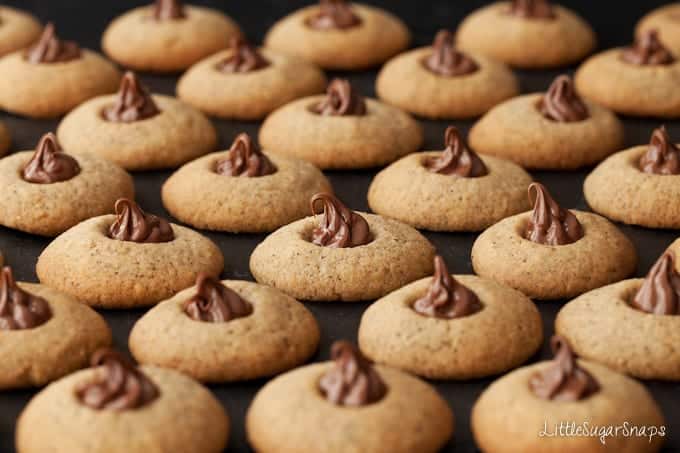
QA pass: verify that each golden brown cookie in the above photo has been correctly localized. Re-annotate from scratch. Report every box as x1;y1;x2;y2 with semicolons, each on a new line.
102;1;242;73
259;78;423;169
264;0;410;70
0;133;134;236
456;1;596;69
376;30;518;119
177;41;327;120
0;24;120;118
0;6;42;57
57;72;217;171
368;126;532;231
129;277;319;382
636;4;680;59
469;75;624;169
162;133;332;232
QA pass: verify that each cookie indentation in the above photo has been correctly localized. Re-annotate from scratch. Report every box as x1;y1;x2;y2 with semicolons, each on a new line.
0;266;51;330
184;273;253;322
22;132;80;184
109;198;174;243
215;133;276;177
310;192;371;248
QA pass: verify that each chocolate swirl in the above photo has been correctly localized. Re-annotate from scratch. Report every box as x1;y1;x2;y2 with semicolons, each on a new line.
76;349;159;411
413;256;482;319
639;126;680;175
306;0;361;30
311;79;366;116
525;183;583;246
217;37;270;73
25;23;81;64
109;198;174;243
538;75;589;122
184;274;253;322
152;0;185;20
621;30;675;66
425;126;488;177
103;72;160;123
215;133;277;177
423;30;478;77
310;193;371;248
0;267;51;331
529;335;599;401
508;0;554;19
22;133;80;184
631;251;680;315
319;341;386;406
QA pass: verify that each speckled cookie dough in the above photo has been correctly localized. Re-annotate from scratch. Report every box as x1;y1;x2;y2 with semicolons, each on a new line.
130;278;320;382
636;3;680;59
264;0;410;70
177;40;327;120
368;126;532;231
0;24;120;118
376;30;518;119
259;79;423;169
0;133;134;236
0;6;42;57
456;0;596;68
102;0;242;73
469;75;624;170
162;133;332;233
57;72;217;171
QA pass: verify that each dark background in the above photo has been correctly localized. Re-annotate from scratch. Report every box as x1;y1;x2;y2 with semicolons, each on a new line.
1;1;679;452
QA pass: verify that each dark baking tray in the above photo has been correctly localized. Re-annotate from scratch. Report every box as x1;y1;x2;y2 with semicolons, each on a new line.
1;0;679;452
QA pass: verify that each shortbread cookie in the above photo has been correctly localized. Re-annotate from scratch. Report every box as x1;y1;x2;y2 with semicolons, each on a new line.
57;71;217;171
264;0;410;70
557;250;680;380
376;29;518;118
469;75;624;169
260;78;422;169
0;133;134;236
472;336;665;453
584;126;680;228
0;6;42;57
368;126;532;231
130;275;320;382
36;199;223;308
247;341;453;453
102;0;241;72
250;193;435;301
636;3;680;59
0;267;111;389
162;133;332;232
359;255;542;379
0;23;120;118
177;38;326;120
471;183;636;300
17;349;229;453
456;0;596;68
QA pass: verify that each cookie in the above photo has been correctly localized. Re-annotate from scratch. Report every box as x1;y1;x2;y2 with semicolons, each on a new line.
575;30;680;118
376;29;518;119
584;126;680;228
162;132;332;232
359;255;542;379
16;349;229;453
556;250;680;381
0;132;134;236
0;6;42;57
0;267;111;389
636;4;680;59
471;183;637;300
57;71;217;171
472;336;665;453
250;193;435;301
36;198;223;308
102;0;241;73
264;0;410;70
129;275;320;382
368;126;532;231
177;38;326;120
0;23;120;118
259;78;423;169
456;0;596;68
247;341;453;453
469;74;624;169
